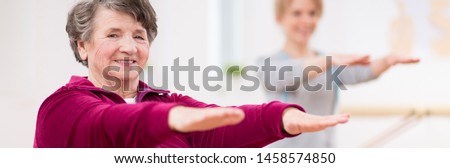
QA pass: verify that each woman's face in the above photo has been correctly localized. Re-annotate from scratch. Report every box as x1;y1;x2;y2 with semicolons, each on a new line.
78;7;150;84
278;0;320;45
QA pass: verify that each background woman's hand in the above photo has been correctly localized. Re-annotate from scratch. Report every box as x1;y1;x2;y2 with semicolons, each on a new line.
331;54;371;66
385;54;420;66
168;106;245;133
371;54;420;77
303;54;371;79
282;107;350;135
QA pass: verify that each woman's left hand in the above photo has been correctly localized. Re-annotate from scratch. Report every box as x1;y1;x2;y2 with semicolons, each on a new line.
385;54;421;66
371;54;420;78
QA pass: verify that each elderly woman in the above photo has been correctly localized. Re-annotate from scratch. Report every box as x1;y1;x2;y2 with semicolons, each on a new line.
33;0;349;148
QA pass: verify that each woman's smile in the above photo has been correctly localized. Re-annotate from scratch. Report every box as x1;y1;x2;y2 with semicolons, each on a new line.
113;59;138;67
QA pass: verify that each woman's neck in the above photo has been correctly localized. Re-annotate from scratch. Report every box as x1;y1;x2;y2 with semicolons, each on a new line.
283;40;314;58
88;72;138;99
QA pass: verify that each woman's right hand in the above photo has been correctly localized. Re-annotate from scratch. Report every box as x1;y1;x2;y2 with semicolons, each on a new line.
330;54;371;66
303;54;371;79
168;106;245;133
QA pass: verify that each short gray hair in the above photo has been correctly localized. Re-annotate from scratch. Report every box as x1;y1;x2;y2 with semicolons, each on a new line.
66;0;158;67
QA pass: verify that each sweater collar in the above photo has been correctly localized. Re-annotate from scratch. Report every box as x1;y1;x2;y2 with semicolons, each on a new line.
68;76;170;100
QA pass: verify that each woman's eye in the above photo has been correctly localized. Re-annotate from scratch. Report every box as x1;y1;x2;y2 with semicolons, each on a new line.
107;34;118;38
309;11;316;17
293;11;301;17
134;35;145;40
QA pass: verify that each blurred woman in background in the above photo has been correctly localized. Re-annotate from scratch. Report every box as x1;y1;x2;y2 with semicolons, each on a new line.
260;0;419;148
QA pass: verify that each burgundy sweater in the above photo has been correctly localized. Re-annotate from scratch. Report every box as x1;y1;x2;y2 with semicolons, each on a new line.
34;76;304;148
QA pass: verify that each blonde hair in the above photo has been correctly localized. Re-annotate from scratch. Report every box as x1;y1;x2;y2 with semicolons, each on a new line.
275;0;323;21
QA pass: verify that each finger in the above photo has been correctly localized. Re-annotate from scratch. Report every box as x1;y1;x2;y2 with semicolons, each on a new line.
357;59;372;65
359;55;371;61
404;58;420;63
359;54;370;59
324;114;349;125
347;54;369;59
336;114;350;124
351;56;371;65
397;58;420;64
323;114;349;125
341;54;365;57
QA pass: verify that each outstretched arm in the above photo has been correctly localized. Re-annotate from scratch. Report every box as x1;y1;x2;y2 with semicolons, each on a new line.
169;105;350;136
303;54;371;79
370;54;420;77
257;54;370;92
168;94;349;147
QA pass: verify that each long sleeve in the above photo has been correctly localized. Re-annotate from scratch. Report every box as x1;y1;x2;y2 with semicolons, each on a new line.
171;94;305;148
335;65;377;85
34;89;179;148
257;54;379;90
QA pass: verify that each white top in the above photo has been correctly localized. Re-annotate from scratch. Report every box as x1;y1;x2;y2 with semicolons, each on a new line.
124;97;136;104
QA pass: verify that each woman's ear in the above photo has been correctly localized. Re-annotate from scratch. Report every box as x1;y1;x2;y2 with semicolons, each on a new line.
276;16;282;24
276;15;285;25
77;40;88;61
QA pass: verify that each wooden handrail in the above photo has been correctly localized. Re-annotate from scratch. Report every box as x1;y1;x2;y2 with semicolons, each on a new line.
340;105;449;116
360;111;425;147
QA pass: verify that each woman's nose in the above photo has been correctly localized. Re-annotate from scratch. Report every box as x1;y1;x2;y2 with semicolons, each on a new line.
119;36;138;55
300;16;313;24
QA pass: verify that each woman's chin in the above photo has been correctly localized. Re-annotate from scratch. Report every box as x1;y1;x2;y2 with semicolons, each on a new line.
286;34;310;45
292;37;310;45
